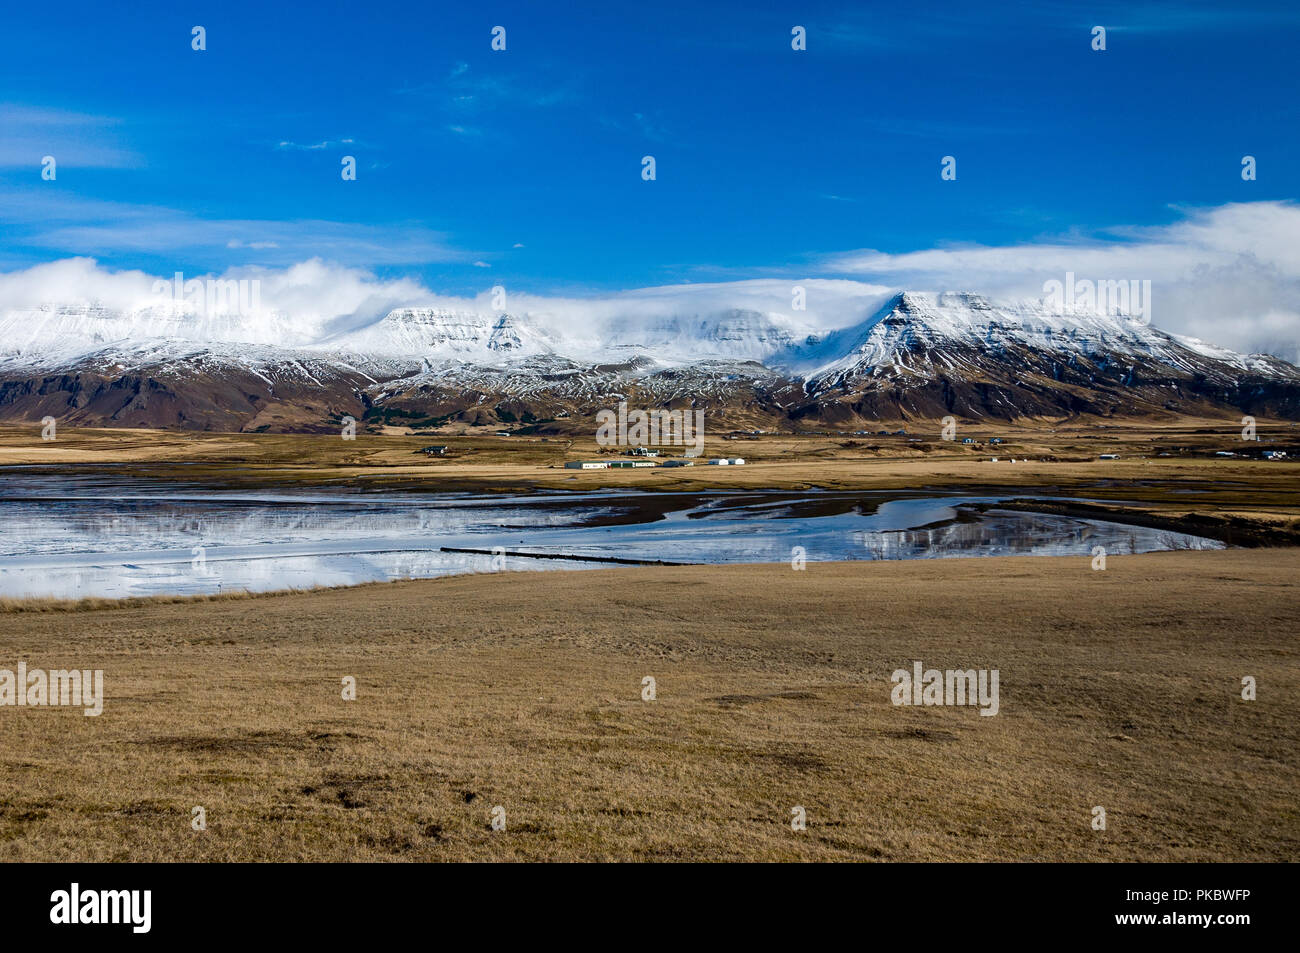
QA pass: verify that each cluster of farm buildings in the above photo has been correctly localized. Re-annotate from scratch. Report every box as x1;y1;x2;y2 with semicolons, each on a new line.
564;457;745;469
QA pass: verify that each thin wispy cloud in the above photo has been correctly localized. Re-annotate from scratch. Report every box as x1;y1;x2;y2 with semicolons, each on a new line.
275;138;356;151
395;61;576;113
0;187;474;267
709;2;1300;55
0;103;142;169
1073;0;1300;33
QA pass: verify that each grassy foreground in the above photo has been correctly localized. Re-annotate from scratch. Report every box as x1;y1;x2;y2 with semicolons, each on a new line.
1;550;1296;862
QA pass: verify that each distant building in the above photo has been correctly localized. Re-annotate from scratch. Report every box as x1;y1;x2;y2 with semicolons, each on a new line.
989;437;1003;444
727;458;745;465
1263;450;1288;460
661;459;695;467
564;461;610;469
494;431;511;437
419;445;448;456
962;437;975;444
1099;453;1120;460
706;458;730;465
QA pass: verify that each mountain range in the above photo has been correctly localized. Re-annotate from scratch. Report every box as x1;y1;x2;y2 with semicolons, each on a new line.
2;290;1297;432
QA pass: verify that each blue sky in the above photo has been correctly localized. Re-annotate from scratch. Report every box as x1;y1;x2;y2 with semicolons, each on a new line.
1;0;1297;297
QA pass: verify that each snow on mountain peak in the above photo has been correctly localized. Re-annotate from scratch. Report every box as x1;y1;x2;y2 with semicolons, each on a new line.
1;280;1292;389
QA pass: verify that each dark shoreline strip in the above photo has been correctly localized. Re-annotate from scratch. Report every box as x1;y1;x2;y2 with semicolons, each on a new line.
439;546;698;566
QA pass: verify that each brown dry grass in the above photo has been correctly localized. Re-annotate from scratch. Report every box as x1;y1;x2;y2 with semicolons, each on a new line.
2;422;1298;507
1;550;1295;862
0;586;348;615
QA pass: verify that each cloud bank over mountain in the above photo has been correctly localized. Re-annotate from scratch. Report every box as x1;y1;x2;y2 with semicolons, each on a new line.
0;202;1296;363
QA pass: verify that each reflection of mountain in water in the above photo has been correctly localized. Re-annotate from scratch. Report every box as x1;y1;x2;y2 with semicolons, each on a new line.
851;509;1216;560
0;479;1224;599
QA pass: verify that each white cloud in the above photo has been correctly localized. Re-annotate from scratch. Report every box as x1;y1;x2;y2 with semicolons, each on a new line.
0;257;432;342
0;261;892;352
464;278;896;342
0;258;160;312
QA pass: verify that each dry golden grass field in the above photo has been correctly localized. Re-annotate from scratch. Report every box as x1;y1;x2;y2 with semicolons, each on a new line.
3;420;1298;504
1;551;1296;862
1;421;1297;861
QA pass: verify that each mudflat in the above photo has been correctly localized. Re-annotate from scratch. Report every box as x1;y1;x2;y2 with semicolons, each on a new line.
1;549;1295;861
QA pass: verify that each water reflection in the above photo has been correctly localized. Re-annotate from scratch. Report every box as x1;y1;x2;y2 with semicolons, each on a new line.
0;475;1223;599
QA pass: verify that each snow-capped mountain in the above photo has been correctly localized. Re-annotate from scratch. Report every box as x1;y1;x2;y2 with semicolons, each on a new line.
314;305;812;367
0;301;325;368
799;292;1287;383
322;309;554;361
1;290;1297;431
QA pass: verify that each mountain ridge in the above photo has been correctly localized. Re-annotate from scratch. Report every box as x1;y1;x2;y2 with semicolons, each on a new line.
2;290;1297;431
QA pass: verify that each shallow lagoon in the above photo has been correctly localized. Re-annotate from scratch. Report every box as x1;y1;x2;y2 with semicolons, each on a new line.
0;475;1223;598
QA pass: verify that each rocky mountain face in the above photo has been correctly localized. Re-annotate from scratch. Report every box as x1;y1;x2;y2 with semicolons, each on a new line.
1;292;1297;432
797;293;1300;422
